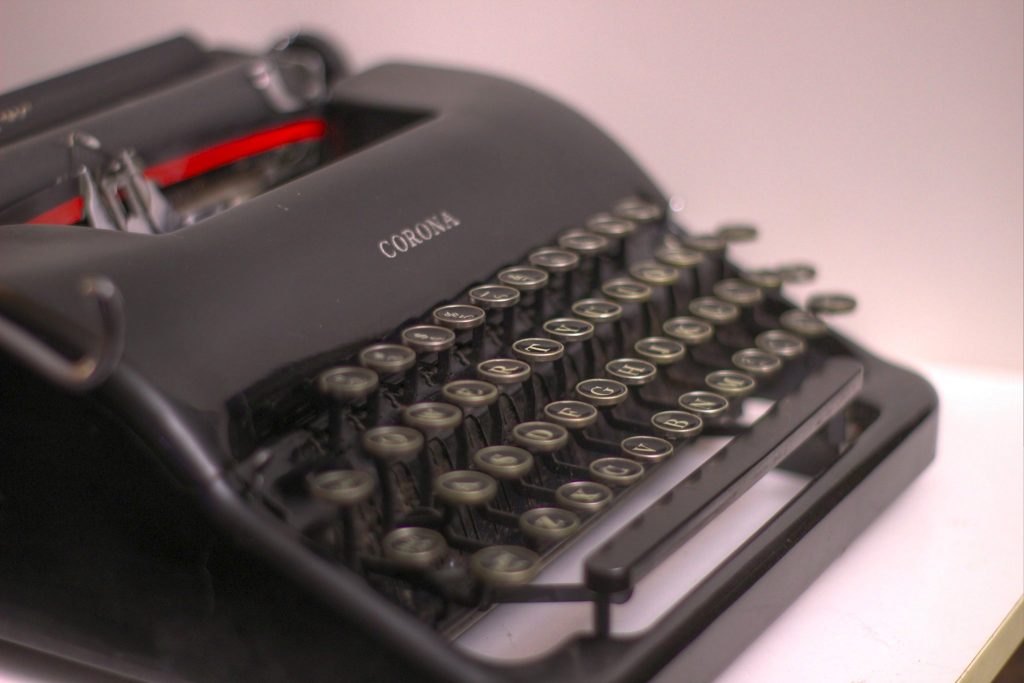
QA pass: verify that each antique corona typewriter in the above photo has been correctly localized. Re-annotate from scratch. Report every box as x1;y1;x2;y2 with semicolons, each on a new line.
0;35;939;682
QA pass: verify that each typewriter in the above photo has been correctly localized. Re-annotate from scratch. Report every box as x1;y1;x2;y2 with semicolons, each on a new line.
0;34;938;683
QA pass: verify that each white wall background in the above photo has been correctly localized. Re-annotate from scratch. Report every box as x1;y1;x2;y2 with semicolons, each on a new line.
1;0;1021;372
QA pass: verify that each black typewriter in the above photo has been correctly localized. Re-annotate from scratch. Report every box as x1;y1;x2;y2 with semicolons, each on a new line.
0;34;938;683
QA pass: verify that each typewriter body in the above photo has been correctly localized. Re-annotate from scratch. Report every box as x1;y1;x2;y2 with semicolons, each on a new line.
0;36;938;682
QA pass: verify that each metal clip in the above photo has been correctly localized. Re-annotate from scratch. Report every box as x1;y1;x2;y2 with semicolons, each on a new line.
0;276;125;392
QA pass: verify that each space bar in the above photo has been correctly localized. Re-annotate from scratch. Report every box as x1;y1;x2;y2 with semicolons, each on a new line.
584;356;864;595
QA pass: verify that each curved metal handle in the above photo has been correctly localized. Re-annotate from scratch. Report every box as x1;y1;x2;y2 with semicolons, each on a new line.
0;275;125;392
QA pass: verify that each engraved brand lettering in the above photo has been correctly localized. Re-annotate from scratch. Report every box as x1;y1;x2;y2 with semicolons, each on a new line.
379;211;462;259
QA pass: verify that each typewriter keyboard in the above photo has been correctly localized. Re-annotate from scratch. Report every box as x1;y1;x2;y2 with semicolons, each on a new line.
236;196;858;635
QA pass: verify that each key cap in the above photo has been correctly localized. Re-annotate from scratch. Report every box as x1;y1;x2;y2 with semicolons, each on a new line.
444;378;503;443
433;304;487;362
779;309;829;338
571;297;627;357
677;390;729;418
317;366;379;452
589;457;645;486
363;424;428;523
512;336;568;399
498;265;550;324
807;293;857;315
359;342;418;405
605;358;657;386
713;278;763;307
575;378;629;407
663;316;715;346
476;357;536;420
612;195;664;223
382;527;448;570
715;223;758;243
555;481;614;514
681;233;727;294
434;469;499;507
469;284;521;350
602;277;656;336
777;263;816;284
742;269;783;291
543;400;599;430
511;421;570;453
755;329;807;359
401;324;457;383
634;336;686;365
586;212;637;266
519;507;581;543
543;317;598;376
705;369;757;398
630;259;682;317
654;244;704;269
651;410;703;440
689;297;740;325
308;469;376;566
732;348;783;377
530;247;580;305
473;445;535;480
620;435;675;463
402;401;469;469
559;229;611;291
470;545;541;587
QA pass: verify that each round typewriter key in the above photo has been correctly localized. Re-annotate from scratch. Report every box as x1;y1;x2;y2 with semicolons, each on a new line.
555;481;614;514
512;337;565;363
497;266;549;291
362;426;425;462
401;402;463;431
663;316;715;345
705;369;757;397
716;223;758;243
476;358;532;384
434;470;499;507
382;527;447;570
512;421;569;452
621;435;675;463
542;317;595;343
612;195;664;223
777;263;816;284
629;260;680;287
651;410;703;439
601;277;652;303
317;366;379;402
528;247;580;273
519;507;581;542
808;293;857;315
589;457;645;486
558;230;610;256
401;324;456;353
713;279;763;307
469;284;521;309
585;212;637;238
543;400;599;429
470;545;541;587
681;233;727;253
689;297;740;324
732;348;783;377
571;298;623;322
442;379;499;408
634;337;686;365
654;244;704;269
779;309;829;338
433;304;486;330
743;269;784;290
473;445;534;480
678;391;729;418
755;329;807;358
308;469;375;507
575;378;629;407
605;358;657;386
358;344;417;375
